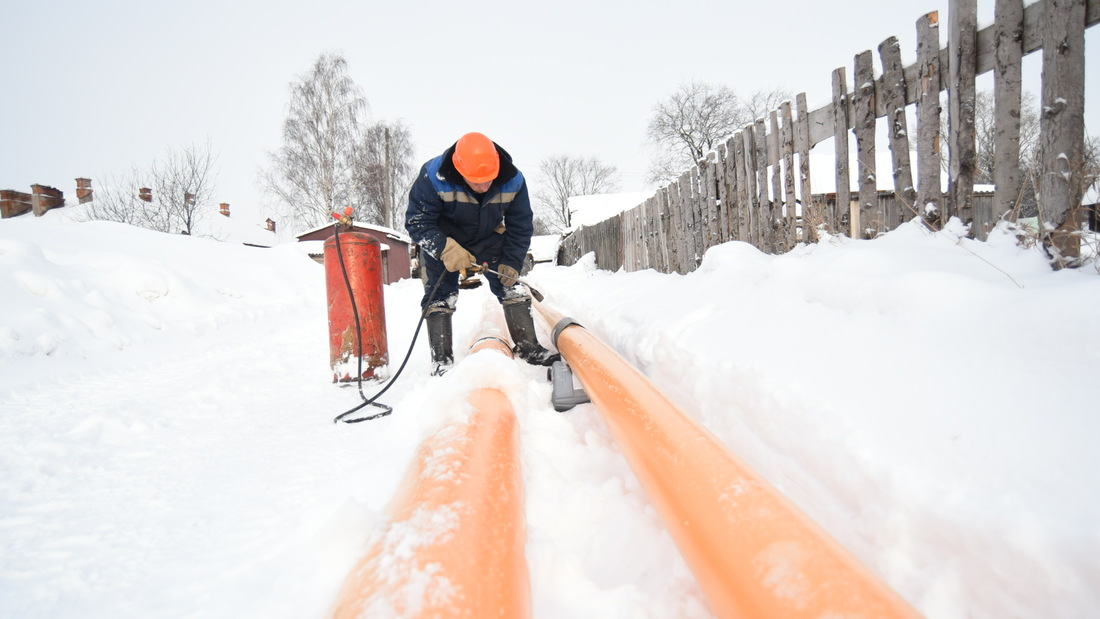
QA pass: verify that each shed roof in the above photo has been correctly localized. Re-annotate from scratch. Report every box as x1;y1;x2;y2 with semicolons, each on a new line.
295;221;411;245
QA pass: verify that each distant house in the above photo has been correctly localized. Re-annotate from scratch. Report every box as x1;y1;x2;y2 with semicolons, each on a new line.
296;222;412;285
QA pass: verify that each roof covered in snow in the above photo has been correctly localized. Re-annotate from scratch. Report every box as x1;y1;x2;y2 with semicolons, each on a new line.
567;191;655;229
296;220;411;245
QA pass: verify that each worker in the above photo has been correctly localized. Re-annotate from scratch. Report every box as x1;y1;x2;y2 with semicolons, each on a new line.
405;132;560;375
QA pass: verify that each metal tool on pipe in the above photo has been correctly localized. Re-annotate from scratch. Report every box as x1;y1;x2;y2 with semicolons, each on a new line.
470;262;545;302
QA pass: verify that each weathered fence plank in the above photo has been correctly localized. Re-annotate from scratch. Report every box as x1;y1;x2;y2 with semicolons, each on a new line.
703;153;720;250
949;0;978;229
769;111;784;252
993;0;1025;225
916;11;943;225
646;194;662;271
739;126;756;244
622;205;633;272
690;166;705;267
781;101;798;248
676;171;693;272
853;51;879;238
662;184;679;273
755;117;771;252
765;109;783;250
1039;0;1088;263
717;141;733;243
832;67;851;237
878;35;917;228
640;197;653;271
796;93;816;242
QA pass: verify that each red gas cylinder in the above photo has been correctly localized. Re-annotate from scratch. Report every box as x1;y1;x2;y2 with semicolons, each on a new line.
324;231;389;382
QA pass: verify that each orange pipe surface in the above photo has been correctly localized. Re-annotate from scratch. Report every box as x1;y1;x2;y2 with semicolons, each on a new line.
330;337;529;618
536;302;922;619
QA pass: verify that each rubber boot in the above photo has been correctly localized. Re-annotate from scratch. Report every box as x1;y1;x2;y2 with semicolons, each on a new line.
426;307;454;376
503;298;561;366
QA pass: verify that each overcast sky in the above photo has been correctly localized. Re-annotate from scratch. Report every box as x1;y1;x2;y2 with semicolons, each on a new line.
3;0;1097;230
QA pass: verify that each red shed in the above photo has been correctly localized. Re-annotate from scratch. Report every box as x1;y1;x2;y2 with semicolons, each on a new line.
297;222;412;285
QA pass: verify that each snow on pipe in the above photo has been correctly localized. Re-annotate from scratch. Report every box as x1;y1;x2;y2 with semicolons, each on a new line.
329;335;530;619
535;301;923;619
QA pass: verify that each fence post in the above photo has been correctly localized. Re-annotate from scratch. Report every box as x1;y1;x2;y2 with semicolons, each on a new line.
992;0;1025;228
916;12;944;226
703;152;720;249
879;35;918;228
667;177;684;273
832;68;852;237
754;118;771;251
740;126;758;245
1039;0;1088;264
781;101;798;248
718;141;732;244
689;166;705;267
948;0;978;230
796;94;817;242
854;51;879;238
677;171;694;271
659;186;676;273
768;111;784;251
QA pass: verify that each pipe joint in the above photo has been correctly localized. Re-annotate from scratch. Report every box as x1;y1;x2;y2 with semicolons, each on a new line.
551;317;583;349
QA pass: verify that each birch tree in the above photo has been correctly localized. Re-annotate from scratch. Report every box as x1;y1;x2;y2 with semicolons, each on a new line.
261;53;369;232
358;120;416;230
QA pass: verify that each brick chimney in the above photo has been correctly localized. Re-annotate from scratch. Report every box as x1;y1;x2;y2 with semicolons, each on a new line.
76;178;93;203
31;184;64;216
139;187;152;202
265;218;276;233
219;203;230;217
1;190;33;218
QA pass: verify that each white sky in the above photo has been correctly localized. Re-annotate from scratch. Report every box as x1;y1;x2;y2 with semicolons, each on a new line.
3;0;1098;229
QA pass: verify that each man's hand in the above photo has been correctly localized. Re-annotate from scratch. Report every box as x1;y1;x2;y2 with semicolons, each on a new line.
441;238;476;272
497;264;519;287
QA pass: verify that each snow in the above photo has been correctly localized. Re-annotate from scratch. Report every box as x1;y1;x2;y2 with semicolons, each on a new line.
297;221;412;245
527;235;560;263
567;191;654;229
2;204;1099;618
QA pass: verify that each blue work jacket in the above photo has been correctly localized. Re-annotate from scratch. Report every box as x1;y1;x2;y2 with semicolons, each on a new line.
405;141;533;272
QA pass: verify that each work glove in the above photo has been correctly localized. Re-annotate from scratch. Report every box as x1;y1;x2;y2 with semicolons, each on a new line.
497;264;520;287
441;238;475;272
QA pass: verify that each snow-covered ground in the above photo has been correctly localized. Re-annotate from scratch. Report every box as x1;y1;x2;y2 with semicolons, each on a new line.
2;208;1099;618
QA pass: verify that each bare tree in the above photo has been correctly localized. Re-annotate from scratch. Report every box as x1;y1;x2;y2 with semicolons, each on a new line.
936;90;1100;221
940;90;1039;183
533;155;620;232
358;120;416;230
261;53;369;232
646;81;792;185
151;142;218;235
739;87;796;128
86;142;218;235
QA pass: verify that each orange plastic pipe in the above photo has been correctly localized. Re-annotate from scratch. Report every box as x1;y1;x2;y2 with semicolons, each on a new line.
536;302;922;619
329;336;529;619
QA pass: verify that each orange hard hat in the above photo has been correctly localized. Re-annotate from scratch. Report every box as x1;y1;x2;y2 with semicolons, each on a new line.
453;132;500;183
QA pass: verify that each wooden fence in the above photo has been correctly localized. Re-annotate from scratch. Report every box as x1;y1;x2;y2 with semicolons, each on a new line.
559;0;1100;273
